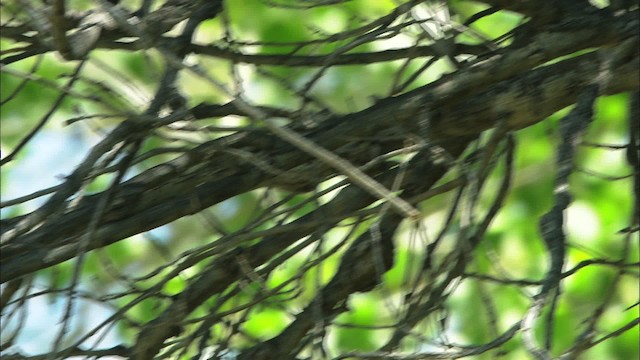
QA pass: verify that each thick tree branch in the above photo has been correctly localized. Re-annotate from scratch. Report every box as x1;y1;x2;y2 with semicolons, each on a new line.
1;33;638;283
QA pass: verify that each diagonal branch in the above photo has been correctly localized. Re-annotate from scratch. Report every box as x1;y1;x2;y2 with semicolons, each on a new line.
1;37;638;283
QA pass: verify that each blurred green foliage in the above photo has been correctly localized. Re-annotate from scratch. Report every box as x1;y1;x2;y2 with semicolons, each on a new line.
0;0;637;359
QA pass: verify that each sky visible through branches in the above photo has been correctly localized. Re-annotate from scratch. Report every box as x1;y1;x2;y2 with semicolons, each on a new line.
0;1;638;359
